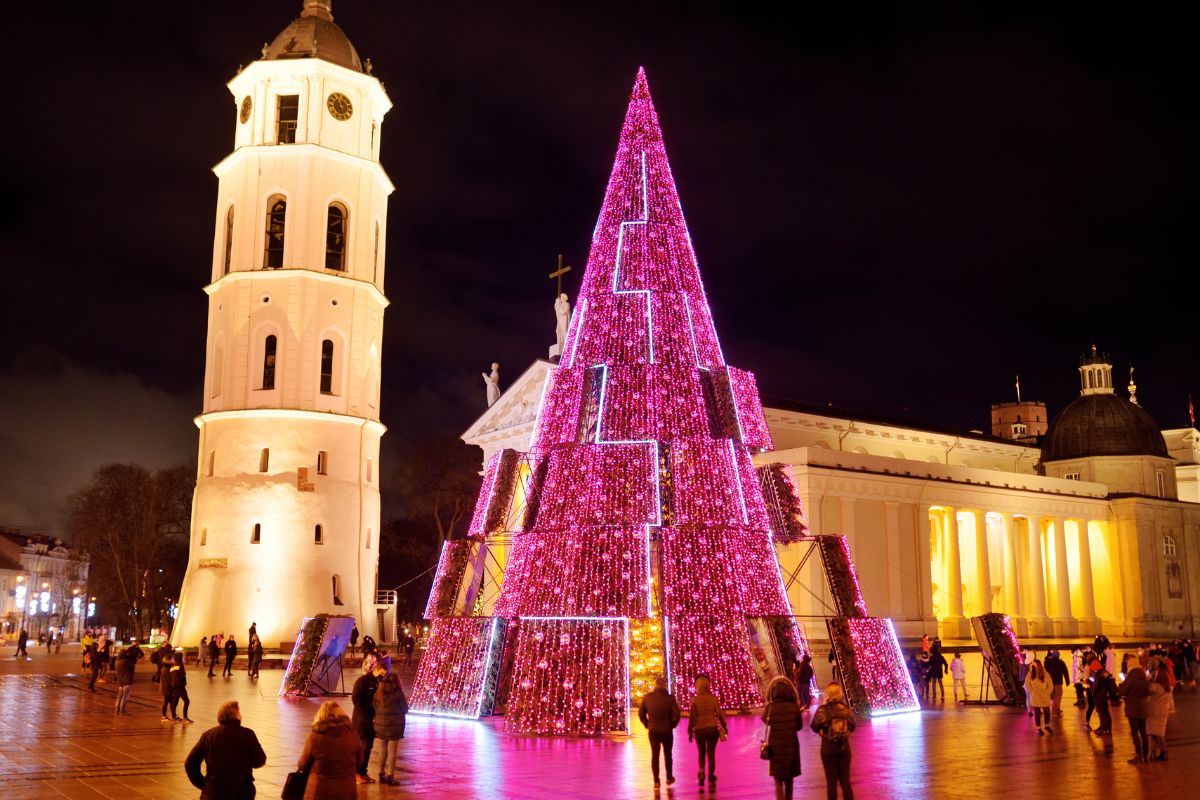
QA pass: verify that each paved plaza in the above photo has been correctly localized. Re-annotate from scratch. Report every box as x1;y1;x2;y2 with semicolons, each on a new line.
0;651;1195;799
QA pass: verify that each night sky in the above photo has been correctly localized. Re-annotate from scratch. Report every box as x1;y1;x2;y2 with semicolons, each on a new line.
1;2;1192;530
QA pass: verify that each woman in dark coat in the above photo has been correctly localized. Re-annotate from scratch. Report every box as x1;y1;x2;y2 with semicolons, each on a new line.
373;671;408;785
297;701;361;800
762;675;803;800
1118;666;1151;763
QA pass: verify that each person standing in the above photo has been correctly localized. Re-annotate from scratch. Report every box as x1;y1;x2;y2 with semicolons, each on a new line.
762;676;803;800
15;628;28;658
349;625;359;657
1025;659;1053;735
247;636;264;679
351;662;384;784
687;674;727;787
85;643;103;691
403;634;415;667
1091;665;1117;735
169;651;193;723
199;637;208;669
207;635;220;678
1146;658;1172;760
46;629;54;654
1118;665;1150;764
223;635;238;677
159;647;178;722
927;646;948;701
811;682;856;800
184;701;267;800
950;653;967;703
797;655;815;711
373;668;408;785
248;622;257;645
114;646;136;714
640;676;682;788
1081;658;1100;731
297;701;361;799
1044;650;1069;716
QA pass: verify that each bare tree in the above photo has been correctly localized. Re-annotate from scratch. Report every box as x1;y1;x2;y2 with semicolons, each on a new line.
67;463;194;639
391;435;481;544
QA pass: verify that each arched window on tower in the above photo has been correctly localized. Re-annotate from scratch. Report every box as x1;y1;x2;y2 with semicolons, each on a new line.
326;203;347;271
332;574;344;605
320;339;335;394
264;198;286;268
262;335;277;389
314;524;323;545
1164;534;1177;557
223;205;235;276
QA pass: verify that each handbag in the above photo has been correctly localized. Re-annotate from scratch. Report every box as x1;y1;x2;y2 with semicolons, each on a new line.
281;769;308;800
759;704;773;760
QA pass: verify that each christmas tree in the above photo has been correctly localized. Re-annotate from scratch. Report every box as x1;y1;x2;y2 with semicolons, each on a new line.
410;69;811;734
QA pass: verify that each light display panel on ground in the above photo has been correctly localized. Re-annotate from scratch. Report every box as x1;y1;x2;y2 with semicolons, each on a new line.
410;69;815;733
970;613;1024;704
505;618;630;735
279;614;355;697
408;617;506;718
827;617;920;717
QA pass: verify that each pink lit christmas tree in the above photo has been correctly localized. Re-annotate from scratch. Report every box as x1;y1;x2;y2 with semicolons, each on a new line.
410;69;813;734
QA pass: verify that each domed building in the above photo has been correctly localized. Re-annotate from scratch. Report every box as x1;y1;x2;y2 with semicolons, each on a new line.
1041;346;1175;498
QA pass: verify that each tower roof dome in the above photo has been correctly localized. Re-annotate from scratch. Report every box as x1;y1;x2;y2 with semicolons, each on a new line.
262;0;362;73
1042;347;1168;462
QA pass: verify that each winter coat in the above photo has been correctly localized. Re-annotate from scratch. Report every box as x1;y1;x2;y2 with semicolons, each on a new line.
928;651;949;678
297;721;361;800
350;674;379;736
949;658;966;679
224;640;238;661
762;682;802;779
373;678;408;740
1146;681;1170;737
1118;668;1150;719
638;687;681;733
208;640;220;661
168;664;188;692
184;720;267;800
114;654;135;687
1044;655;1070;686
1024;671;1052;707
811;699;856;757
1092;673;1117;707
687;689;726;734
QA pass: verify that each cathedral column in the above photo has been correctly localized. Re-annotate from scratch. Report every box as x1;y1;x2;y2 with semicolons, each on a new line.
971;509;992;615
1073;518;1099;627
1026;515;1050;633
1001;512;1022;617
1051;517;1074;635
916;504;935;623
944;507;965;618
839;496;856;555
884;501;904;617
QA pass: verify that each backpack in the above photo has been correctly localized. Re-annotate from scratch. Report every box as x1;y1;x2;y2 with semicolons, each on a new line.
827;714;850;740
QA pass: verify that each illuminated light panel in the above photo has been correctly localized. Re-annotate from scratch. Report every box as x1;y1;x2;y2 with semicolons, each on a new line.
505;617;631;735
667;615;761;709
828;617;920;718
424;540;476;618
409;617;506;719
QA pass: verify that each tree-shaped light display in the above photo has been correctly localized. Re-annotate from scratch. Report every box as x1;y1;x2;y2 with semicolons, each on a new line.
410;69;811;733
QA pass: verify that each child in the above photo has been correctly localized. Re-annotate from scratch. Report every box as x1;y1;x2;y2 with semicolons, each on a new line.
950;653;967;703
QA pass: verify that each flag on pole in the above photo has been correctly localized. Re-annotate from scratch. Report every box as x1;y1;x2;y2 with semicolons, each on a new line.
1190;394;1195;428
1015;375;1021;403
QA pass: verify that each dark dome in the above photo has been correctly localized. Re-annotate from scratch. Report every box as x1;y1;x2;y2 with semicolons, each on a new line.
263;1;362;73
1042;393;1168;462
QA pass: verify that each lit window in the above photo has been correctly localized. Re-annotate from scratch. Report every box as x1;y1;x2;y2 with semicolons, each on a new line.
1156;471;1166;498
200;528;207;546
1064;472;1080;481
223;206;235;276
332;574;343;606
320;340;334;394
315;524;323;545
264;198;286;268
317;450;328;475
259;448;269;473
276;95;298;143
262;335;277;389
366;528;372;550
207;451;215;477
1012;423;1027;437
1164;535;1177;558
251;523;261;544
326;204;347;271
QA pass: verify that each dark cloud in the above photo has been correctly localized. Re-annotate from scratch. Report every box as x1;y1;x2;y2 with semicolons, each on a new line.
0;2;1193;527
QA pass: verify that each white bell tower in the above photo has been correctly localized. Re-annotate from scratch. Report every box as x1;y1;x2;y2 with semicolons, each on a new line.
174;0;392;648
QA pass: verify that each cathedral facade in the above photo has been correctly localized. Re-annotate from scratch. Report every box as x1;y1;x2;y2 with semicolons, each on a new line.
174;0;391;648
468;350;1200;640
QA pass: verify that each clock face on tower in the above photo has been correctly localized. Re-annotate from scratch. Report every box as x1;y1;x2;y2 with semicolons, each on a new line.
240;96;252;124
327;92;353;121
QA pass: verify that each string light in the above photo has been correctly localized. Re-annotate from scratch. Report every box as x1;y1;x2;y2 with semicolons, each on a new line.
412;69;808;730
758;463;810;541
828;617;920;717
818;535;870;618
409;617;507;718
977;613;1024;703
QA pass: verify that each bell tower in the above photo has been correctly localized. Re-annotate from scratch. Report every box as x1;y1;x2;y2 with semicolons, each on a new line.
174;0;392;647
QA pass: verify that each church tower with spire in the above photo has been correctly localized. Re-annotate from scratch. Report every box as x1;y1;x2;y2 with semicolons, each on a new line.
173;0;392;648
